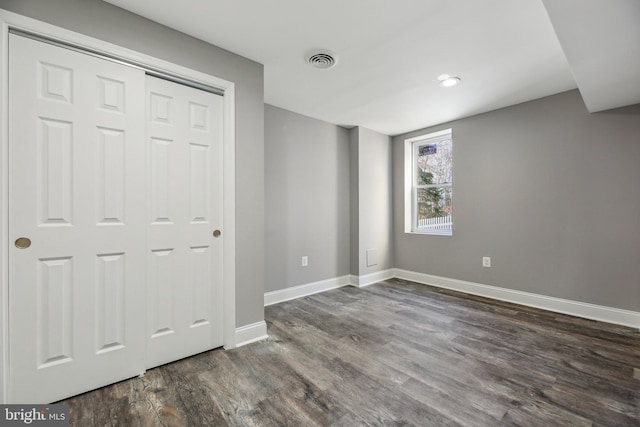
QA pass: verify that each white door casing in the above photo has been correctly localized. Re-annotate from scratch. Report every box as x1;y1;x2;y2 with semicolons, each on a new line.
146;75;224;369
8;34;147;403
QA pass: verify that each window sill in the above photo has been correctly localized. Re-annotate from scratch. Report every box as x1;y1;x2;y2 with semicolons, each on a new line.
408;229;452;236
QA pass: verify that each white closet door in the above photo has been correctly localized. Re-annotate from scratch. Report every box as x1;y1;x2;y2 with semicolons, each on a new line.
146;76;223;368
8;35;147;403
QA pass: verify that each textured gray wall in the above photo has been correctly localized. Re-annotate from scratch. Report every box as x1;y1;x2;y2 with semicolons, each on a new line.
265;105;350;292
393;90;640;311
1;0;265;326
355;127;394;275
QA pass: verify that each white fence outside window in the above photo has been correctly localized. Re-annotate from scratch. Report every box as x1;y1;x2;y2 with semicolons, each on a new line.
417;215;452;230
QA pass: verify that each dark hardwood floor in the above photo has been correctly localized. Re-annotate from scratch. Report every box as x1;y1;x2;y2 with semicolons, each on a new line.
62;278;640;426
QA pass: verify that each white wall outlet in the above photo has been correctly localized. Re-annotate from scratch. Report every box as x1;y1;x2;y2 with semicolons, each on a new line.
482;257;491;268
301;256;308;267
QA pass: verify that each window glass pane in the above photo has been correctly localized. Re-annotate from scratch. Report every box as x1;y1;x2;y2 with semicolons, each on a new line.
416;186;452;231
416;138;452;185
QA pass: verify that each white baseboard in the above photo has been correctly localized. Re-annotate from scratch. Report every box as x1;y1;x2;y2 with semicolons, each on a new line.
264;275;351;306
350;269;395;288
394;268;640;329
263;269;640;329
234;321;268;348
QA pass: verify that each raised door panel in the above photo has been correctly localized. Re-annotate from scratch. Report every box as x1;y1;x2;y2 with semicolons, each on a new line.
96;128;126;225
189;143;210;223
150;137;174;224
38;118;73;226
95;253;126;354
149;248;177;337
36;257;74;368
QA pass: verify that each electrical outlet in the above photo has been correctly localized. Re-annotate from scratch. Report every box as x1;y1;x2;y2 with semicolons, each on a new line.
482;257;491;268
301;256;308;267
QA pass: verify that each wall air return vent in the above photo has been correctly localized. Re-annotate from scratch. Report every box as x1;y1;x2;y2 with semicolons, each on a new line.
306;49;338;69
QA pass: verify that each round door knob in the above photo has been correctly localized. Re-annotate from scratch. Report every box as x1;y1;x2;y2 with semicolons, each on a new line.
15;237;31;249
212;230;221;238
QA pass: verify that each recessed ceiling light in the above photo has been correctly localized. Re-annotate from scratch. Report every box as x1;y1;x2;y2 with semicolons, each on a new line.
439;76;461;87
437;74;451;81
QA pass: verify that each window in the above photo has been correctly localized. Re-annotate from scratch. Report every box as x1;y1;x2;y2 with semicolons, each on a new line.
404;129;453;235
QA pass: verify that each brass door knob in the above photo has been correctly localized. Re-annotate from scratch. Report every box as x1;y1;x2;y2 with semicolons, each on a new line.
212;230;221;238
15;237;31;249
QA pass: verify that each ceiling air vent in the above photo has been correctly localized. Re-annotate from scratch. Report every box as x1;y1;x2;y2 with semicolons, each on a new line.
306;49;338;69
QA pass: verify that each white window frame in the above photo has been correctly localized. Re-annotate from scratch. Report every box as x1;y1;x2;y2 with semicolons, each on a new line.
404;128;453;236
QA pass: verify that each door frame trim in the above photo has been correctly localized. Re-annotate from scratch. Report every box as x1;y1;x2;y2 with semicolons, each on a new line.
0;9;237;403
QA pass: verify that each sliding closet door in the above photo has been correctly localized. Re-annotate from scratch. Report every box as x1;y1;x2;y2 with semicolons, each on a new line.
8;34;147;403
146;76;224;368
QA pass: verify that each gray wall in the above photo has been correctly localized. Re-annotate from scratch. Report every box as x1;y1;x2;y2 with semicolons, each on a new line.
352;127;394;276
349;129;360;274
393;90;640;311
265;105;350;292
1;0;265;326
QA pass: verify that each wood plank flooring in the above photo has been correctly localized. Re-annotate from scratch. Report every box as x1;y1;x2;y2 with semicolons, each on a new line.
61;278;640;426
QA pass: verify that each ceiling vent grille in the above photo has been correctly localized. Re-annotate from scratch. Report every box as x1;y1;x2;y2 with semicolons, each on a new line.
306;50;338;69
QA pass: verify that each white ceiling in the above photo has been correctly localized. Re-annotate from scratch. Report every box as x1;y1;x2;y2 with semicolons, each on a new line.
103;0;638;136
542;0;640;114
